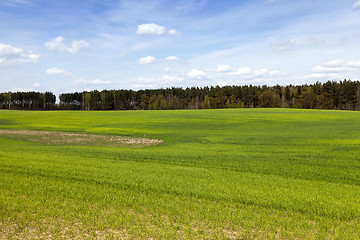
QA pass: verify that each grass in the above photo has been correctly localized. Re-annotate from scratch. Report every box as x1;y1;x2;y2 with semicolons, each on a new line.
0;108;360;239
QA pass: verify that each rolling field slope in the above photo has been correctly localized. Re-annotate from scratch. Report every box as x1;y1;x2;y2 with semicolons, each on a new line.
0;109;360;239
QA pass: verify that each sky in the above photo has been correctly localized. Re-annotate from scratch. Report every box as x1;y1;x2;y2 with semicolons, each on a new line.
1;0;360;97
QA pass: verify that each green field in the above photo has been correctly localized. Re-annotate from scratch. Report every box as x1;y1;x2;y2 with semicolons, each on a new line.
1;109;360;239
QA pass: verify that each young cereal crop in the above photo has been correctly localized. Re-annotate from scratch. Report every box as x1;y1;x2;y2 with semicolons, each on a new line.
0;108;359;239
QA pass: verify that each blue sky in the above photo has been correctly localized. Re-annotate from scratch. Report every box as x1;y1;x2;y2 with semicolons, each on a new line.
1;0;360;96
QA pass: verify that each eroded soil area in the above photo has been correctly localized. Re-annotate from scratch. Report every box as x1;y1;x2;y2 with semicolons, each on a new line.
0;129;163;147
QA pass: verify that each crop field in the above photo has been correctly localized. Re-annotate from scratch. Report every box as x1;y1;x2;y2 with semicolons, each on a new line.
0;108;360;239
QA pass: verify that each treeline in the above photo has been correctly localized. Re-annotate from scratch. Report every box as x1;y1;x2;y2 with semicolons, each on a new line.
1;80;360;111
58;80;360;111
0;91;56;110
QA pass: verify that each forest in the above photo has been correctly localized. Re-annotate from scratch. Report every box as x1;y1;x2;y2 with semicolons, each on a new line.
0;91;56;110
1;80;360;111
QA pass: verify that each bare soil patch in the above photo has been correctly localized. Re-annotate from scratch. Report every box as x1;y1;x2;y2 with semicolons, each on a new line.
0;129;163;147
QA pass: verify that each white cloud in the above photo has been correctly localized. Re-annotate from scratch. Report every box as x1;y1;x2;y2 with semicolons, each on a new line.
138;56;157;64
228;67;251;76
275;38;323;51
138;55;178;64
312;60;360;73
131;75;184;89
74;79;111;85
70;87;91;93
137;77;154;83
165;56;179;61
269;70;286;77
137;23;166;35
0;43;39;66
221;66;285;83
168;29;181;36
323;59;344;67
131;83;157;89
161;74;184;83
136;24;179;36
313;66;345;73
45;36;89;54
298;73;340;80
11;87;35;92
187;69;208;79
255;68;268;76
131;77;157;89
216;64;232;72
45;36;66;52
299;59;360;81
91;79;111;85
353;0;360;10
289;39;323;47
68;40;89;54
165;67;171;72
216;81;232;87
348;61;360;68
46;67;72;76
32;82;40;88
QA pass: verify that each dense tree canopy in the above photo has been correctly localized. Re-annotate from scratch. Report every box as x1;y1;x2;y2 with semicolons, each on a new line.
58;80;360;111
0;91;56;110
1;80;360;111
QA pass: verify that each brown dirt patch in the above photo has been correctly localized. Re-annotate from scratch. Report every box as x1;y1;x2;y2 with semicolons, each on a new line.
0;129;163;147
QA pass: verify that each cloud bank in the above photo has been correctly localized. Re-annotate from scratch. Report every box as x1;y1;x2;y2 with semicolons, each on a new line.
138;55;179;64
46;67;72;76
0;43;39;66
299;59;360;80
45;36;89;54
187;69;208;79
